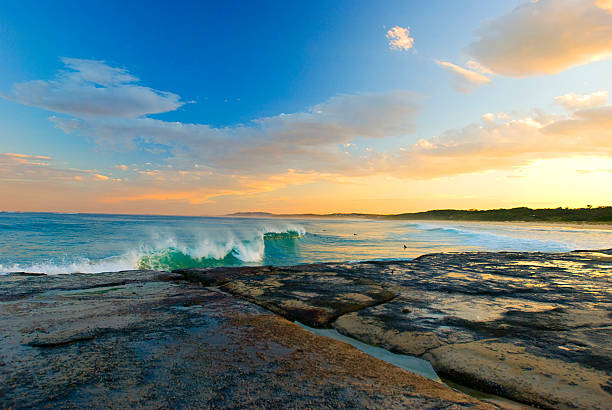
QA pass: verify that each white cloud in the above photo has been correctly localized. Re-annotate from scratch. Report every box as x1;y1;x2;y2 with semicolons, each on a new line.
435;60;492;93
467;0;612;77
386;26;414;51
51;94;612;183
61;58;138;85
554;91;608;109
7;58;183;118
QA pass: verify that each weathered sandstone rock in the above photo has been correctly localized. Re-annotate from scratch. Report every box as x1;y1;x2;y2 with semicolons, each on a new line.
0;270;486;409
179;250;612;409
217;268;398;327
3;249;610;409
424;340;611;409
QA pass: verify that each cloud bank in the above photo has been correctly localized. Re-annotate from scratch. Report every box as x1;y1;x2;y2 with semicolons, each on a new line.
49;88;421;175
390;104;612;179
3;58;611;206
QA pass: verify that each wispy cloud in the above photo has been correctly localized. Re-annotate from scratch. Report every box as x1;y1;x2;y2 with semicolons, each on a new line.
386;26;414;51
6;58;183;118
0;152;118;183
467;0;612;77
2;153;51;162
465;60;493;75
435;60;492;93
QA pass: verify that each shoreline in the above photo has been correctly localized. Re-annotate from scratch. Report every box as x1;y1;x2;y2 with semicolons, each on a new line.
4;245;611;277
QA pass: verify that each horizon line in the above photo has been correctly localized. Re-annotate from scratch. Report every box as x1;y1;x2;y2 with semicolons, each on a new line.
1;205;610;219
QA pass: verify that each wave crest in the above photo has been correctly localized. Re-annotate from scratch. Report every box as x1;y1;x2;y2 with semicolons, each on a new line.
136;229;304;271
1;225;306;275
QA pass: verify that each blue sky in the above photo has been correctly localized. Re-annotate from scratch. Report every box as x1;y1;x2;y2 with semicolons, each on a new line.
1;1;506;122
1;0;611;214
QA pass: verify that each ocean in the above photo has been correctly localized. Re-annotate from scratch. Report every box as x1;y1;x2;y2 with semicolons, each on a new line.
1;212;611;275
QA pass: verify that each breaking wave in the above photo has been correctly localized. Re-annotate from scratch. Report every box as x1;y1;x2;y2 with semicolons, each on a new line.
0;225;305;275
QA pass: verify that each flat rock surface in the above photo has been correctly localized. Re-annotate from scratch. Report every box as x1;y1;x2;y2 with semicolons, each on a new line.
217;266;397;327
178;249;612;409
0;270;486;409
424;340;611;409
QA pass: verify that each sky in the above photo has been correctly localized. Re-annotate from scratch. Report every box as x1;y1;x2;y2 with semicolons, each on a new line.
0;0;611;215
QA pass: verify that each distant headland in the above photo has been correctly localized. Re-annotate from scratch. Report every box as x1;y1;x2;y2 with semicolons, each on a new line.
228;206;612;222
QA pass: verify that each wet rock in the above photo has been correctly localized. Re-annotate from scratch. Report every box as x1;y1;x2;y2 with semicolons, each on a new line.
334;311;443;356
0;270;182;301
218;269;397;327
327;251;612;409
0;270;485;409
173;265;278;286
26;326;122;347
332;288;490;354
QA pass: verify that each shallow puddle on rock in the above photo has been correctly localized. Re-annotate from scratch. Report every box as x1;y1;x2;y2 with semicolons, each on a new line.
296;321;535;408
295;321;440;381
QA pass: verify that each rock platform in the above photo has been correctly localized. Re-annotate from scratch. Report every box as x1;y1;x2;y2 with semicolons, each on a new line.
177;249;612;409
0;270;488;409
2;249;611;409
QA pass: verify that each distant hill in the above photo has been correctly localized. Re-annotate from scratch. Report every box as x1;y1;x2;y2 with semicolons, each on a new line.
228;211;373;219
228;206;612;222
228;212;278;217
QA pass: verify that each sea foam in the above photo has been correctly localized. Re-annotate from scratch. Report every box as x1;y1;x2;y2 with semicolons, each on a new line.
0;222;305;275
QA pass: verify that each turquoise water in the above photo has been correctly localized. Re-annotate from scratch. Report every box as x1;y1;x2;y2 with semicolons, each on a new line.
0;212;610;274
